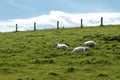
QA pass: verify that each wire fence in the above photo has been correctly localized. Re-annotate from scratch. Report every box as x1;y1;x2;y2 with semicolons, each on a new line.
15;17;104;32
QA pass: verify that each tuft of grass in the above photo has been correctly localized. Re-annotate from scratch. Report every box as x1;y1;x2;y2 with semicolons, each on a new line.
34;59;54;64
66;67;75;73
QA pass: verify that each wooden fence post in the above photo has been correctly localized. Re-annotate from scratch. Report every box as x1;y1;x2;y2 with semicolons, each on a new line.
34;22;36;31
81;19;83;28
57;21;59;29
63;26;65;29
15;24;18;32
100;17;103;26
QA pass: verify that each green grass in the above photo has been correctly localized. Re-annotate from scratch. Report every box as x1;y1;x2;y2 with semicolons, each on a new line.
0;25;120;80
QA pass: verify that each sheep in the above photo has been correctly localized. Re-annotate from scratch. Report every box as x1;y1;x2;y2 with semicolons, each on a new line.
84;40;96;47
54;43;69;49
72;46;90;53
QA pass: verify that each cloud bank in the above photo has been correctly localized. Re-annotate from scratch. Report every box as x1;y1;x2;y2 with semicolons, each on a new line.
0;11;120;32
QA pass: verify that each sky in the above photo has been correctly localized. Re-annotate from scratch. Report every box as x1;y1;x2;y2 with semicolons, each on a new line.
0;0;120;32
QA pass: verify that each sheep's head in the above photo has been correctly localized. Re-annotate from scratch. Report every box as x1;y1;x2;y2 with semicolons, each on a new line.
65;43;69;46
85;47;90;51
54;42;59;47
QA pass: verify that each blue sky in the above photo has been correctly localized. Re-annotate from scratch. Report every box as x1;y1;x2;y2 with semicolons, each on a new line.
0;0;120;20
0;0;120;32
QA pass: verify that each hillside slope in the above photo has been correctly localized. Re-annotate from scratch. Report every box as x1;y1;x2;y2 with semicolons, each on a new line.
0;25;120;80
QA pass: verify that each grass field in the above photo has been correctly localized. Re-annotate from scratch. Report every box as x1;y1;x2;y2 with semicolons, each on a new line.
0;25;120;80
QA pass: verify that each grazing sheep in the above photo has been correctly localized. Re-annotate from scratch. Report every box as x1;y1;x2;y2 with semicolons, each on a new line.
54;43;69;49
73;46;90;53
84;40;96;47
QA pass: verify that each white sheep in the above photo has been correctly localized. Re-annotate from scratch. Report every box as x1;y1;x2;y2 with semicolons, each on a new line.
84;40;96;47
54;43;69;49
73;46;90;53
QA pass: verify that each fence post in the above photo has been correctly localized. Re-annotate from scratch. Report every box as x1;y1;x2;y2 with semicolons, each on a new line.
34;22;36;31
100;17;103;26
63;26;65;29
15;24;18;32
81;19;83;28
57;21;59;29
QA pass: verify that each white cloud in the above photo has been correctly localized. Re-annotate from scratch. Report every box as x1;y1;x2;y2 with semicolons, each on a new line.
0;11;120;32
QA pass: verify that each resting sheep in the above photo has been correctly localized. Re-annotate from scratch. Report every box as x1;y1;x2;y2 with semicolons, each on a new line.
84;40;96;47
73;46;90;53
54;43;69;49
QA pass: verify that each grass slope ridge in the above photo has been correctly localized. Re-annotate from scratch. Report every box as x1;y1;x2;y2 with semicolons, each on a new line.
0;25;120;80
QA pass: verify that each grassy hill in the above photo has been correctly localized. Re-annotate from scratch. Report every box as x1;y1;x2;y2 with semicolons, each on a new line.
0;25;120;80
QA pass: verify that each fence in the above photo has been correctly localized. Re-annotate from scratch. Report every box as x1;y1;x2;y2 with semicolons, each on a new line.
15;17;104;32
